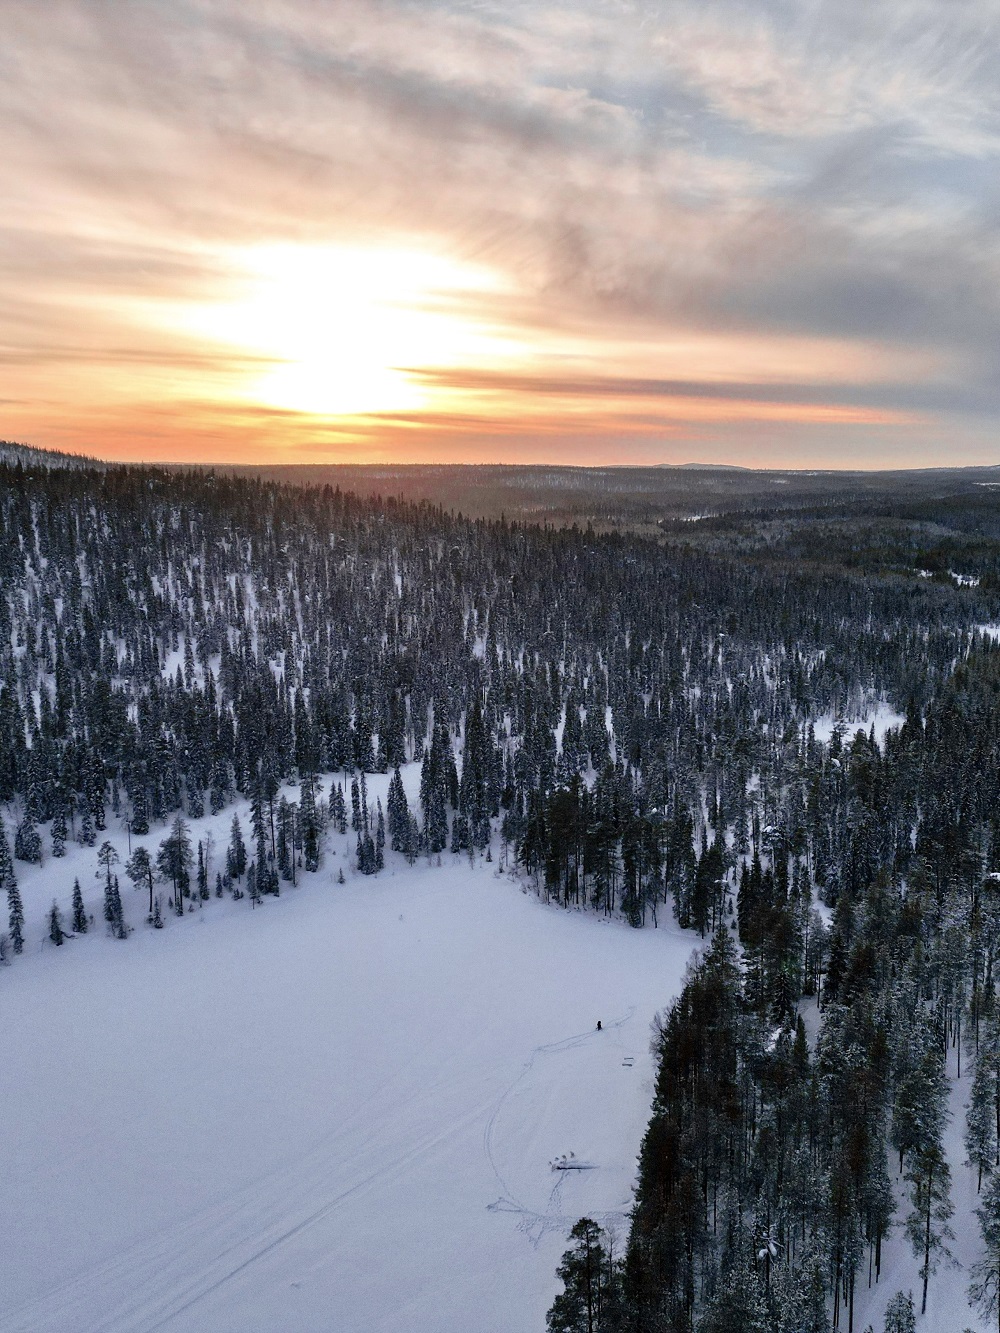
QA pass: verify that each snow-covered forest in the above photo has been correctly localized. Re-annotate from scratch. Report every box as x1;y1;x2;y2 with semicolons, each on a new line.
4;454;1000;1331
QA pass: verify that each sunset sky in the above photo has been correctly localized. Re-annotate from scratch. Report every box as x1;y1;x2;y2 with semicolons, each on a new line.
3;1;1000;467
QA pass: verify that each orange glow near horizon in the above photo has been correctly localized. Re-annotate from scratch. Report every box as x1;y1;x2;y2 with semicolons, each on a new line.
2;238;929;467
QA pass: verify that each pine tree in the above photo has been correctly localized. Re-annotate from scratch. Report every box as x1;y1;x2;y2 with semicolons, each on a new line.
156;817;192;915
904;1119;954;1314
277;797;298;883
893;1006;954;1315
547;1218;620;1333
251;782;277;894
97;840;120;893
125;847;155;915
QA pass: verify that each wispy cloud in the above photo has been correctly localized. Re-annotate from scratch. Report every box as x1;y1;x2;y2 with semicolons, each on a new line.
1;0;999;465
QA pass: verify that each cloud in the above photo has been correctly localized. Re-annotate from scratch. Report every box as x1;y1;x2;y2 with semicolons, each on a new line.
1;0;999;464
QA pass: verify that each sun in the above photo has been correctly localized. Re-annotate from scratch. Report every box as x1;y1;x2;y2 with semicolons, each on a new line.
180;243;511;418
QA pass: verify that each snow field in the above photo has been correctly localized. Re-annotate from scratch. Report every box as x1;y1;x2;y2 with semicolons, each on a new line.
0;777;698;1333
810;702;905;746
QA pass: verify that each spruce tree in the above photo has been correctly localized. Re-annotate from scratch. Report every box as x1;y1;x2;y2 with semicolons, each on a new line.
0;814;21;952
967;1018;999;1191
971;1170;1000;1333
14;816;42;864
300;772;320;872
51;805;67;857
901;1022;954;1314
48;900;65;946
0;814;13;890
7;879;24;955
883;1290;916;1333
387;768;408;851
698;1248;768;1333
78;802;96;847
332;783;347;835
72;878;87;933
197;841;209;900
130;785;149;836
375;801;385;871
103;874;116;929
775;1250;828;1333
112;876;127;937
227;814;247;880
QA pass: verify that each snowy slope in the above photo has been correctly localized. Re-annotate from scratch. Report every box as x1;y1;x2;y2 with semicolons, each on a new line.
0;799;698;1333
852;1061;989;1333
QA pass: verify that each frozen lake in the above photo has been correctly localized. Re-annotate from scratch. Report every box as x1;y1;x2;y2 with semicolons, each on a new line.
0;825;697;1333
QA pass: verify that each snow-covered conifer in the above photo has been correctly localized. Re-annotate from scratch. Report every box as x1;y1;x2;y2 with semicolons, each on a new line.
48;900;65;946
71;878;87;934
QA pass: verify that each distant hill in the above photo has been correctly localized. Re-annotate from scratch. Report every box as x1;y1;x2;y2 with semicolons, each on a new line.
670;462;753;471
6;441;1000;532
0;440;102;470
191;458;1000;529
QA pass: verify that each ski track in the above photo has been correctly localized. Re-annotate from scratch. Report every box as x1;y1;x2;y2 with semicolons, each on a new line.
2;1085;492;1333
2;1011;637;1333
484;1007;637;1246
